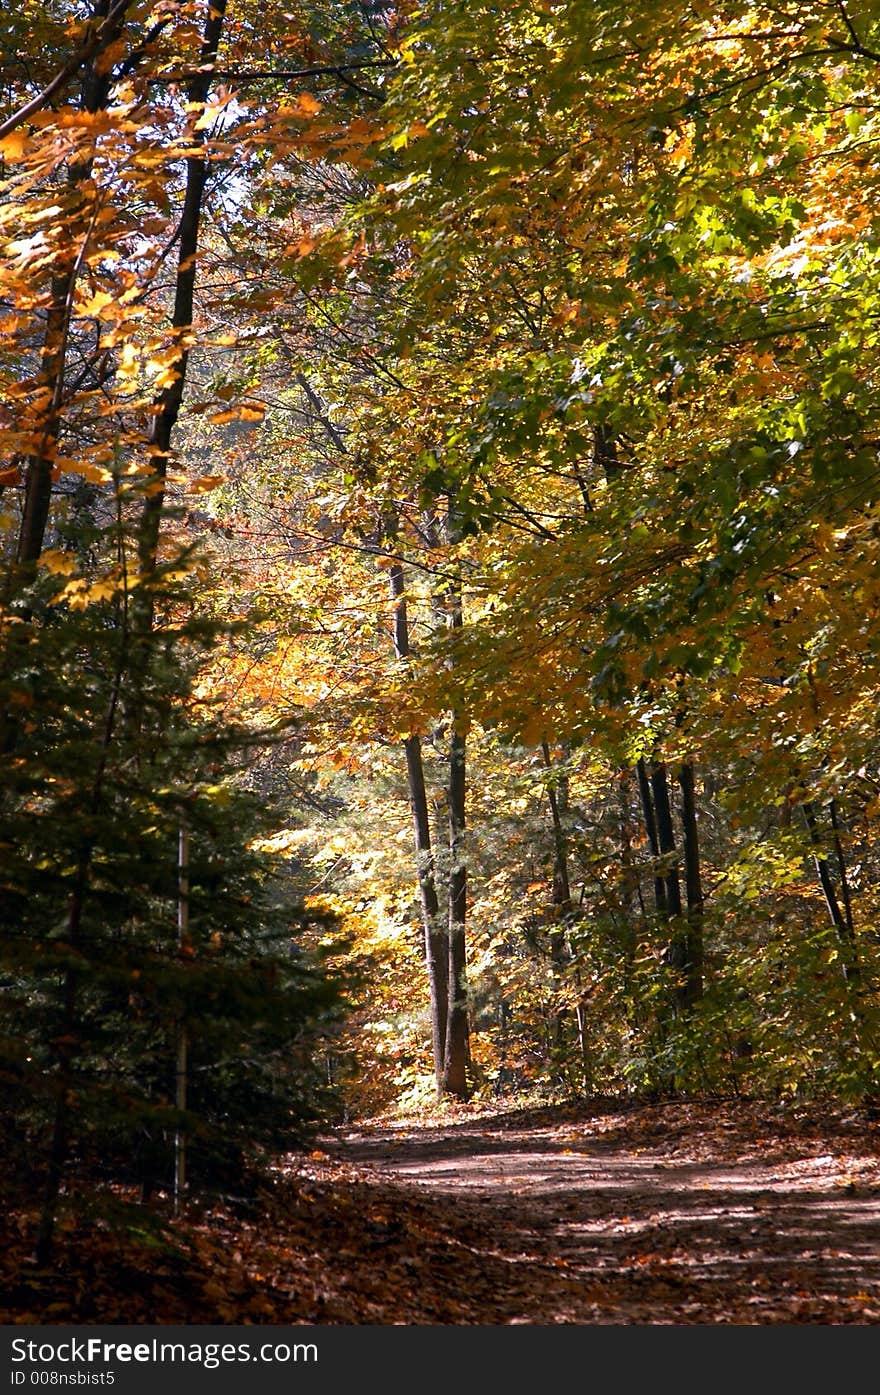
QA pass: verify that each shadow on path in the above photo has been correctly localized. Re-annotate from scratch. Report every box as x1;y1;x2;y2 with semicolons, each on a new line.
313;1100;880;1323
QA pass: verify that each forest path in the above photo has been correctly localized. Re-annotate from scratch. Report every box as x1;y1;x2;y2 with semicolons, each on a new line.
309;1099;880;1323
6;1098;880;1324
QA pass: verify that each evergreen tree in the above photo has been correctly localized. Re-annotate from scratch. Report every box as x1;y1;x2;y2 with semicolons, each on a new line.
0;507;352;1260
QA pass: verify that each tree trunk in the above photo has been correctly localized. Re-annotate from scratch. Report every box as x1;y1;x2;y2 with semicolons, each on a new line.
439;494;469;1099
830;800;856;943
9;16;130;1232
636;757;667;917
803;800;859;983
174;821;190;1214
9;0;126;591
442;714;469;1098
136;0;228;593
650;759;683;921
389;562;447;1088
649;758;702;1017
541;739;572;918
34;955;78;1266
677;760;704;1008
541;739;591;1089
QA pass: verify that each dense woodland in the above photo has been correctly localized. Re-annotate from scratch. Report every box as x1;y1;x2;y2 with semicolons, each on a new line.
3;0;880;1314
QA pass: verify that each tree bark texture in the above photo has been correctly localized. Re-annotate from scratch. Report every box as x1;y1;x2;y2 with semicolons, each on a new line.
442;715;469;1098
389;562;448;1088
12;0;127;585
803;800;859;983
439;495;470;1098
636;756;667;918
137;0;228;585
677;760;704;1008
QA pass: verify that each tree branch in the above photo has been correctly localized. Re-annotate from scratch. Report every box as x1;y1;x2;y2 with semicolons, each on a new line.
0;0;134;141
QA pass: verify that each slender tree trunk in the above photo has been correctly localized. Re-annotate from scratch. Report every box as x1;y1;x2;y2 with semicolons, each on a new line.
439;494;469;1098
34;954;78;1266
800;666;858;977
16;266;74;573
593;421;620;478
126;0;227;756
541;739;591;1088
650;758;701;1016
389;562;447;1088
601;422;701;1027
0;0;123;809
803;801;847;931
802;801;858;982
636;757;667;917
541;739;572;917
616;770;642;976
830;799;856;941
407;732;448;1086
678;760;704;1007
443;714;469;1098
136;0;228;595
650;760;683;920
829;801;861;990
174;821;189;1214
11;0;125;587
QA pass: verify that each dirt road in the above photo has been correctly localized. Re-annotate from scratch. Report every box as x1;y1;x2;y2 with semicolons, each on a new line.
314;1099;880;1323
6;1097;880;1324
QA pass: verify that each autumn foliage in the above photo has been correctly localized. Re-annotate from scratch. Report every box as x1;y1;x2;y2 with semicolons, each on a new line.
3;0;880;1283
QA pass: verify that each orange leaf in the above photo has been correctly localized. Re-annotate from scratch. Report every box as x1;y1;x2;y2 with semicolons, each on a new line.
294;93;322;117
0;131;27;160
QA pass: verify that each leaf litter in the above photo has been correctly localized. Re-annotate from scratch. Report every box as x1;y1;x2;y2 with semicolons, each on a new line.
3;1098;880;1324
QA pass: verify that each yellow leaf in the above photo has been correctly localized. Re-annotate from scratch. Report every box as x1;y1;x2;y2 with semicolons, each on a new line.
78;462;113;485
54;571;122;609
41;549;77;576
58;578;89;609
117;343;139;378
189;474;225;493
153;366;182;389
87;577;119;603
79;289;116;318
